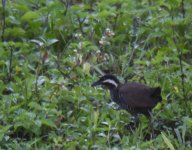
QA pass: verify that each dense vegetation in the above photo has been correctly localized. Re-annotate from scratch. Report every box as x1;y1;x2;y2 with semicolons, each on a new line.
0;0;192;149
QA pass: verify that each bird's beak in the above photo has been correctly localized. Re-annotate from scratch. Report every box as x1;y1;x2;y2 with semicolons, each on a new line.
91;80;101;87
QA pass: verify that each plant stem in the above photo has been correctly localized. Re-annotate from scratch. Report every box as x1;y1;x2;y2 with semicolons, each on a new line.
8;46;13;82
181;0;185;18
178;47;185;99
1;0;6;41
172;36;186;101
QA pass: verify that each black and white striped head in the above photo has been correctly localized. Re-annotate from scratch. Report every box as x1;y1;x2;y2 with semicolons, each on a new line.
92;74;120;89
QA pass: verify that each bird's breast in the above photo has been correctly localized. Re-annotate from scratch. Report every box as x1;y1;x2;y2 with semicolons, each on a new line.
110;89;120;103
109;90;135;112
110;89;127;109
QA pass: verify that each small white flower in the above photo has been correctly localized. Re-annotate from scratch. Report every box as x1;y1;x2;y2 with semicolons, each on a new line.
74;33;82;38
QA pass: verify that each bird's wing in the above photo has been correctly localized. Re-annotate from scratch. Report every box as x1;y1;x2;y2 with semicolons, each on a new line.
118;83;158;108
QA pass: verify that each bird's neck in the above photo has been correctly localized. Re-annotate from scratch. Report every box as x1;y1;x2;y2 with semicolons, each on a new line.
109;88;120;103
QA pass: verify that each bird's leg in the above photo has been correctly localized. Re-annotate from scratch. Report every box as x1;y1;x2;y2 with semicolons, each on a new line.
128;115;139;129
124;115;136;131
129;115;142;142
134;115;139;127
128;116;137;137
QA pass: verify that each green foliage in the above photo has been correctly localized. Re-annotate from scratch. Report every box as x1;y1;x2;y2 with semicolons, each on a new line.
0;0;192;149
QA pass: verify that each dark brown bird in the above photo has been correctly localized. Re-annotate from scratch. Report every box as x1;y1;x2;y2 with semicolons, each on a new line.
92;74;162;118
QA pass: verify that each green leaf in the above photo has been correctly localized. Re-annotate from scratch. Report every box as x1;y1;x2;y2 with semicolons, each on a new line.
29;39;44;47
0;125;12;141
161;132;175;150
83;62;91;75
28;102;42;111
5;27;25;39
41;120;56;128
21;11;40;22
47;39;59;46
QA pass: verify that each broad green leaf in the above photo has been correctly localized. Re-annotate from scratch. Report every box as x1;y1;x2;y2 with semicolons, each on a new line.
21;11;40;22
41;120;56;128
83;62;91;75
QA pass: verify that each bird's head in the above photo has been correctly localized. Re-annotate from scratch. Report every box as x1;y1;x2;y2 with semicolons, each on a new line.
92;74;120;89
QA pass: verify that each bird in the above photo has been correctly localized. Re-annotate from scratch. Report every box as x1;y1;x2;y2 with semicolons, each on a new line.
92;74;162;123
